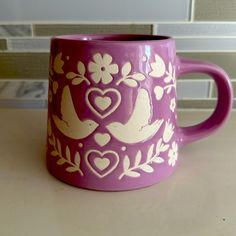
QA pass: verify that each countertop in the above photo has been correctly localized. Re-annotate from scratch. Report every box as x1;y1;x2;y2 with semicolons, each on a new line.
0;109;235;236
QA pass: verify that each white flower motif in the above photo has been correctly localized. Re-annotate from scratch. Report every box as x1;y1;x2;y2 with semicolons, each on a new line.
149;54;166;78
170;98;176;112
168;141;178;167
163;119;174;143
164;62;176;84
88;53;118;84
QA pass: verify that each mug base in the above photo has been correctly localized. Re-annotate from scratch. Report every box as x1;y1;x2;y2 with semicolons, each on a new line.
47;162;177;192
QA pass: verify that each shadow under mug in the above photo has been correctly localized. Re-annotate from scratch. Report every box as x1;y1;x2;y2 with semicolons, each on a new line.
46;34;233;191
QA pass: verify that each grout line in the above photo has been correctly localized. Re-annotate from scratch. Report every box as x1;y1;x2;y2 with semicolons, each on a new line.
174;36;236;39
5;38;12;50
208;81;214;98
2;21;236;25
152;24;157;35
190;0;195;22
30;24;34;37
177;49;236;52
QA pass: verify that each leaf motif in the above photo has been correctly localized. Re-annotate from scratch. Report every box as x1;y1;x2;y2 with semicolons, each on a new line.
164;75;172;84
56;139;61;155
51;150;58;156
52;81;58;94
154;86;164;101
65;146;71;161
47;119;52;136
126;171;140;178
74;152;81;166
48;138;54;146
166;86;172;94
160;144;170;152
122;62;131;76
72;77;84;85
57;159;66;165
123;79;138;87
140;164;154;173
66;166;78;172
77;61;86;75
53;52;64;74
147;144;154;161
66;72;77;79
156;138;163;154
134;151;142;167
152;156;165;164
131;73;145;81
123;155;130;171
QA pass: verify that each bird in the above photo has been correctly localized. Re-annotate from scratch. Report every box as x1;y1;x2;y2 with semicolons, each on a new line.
106;88;164;144
53;85;98;139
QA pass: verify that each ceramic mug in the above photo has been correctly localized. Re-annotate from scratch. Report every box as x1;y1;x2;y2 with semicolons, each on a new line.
46;34;233;191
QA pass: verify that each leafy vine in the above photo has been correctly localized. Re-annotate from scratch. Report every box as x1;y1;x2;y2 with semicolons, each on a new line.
118;138;169;179
116;62;145;87
48;120;83;175
66;61;90;85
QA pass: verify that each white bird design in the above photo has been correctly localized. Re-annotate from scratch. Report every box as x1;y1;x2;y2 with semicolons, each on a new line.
106;88;164;144
53;85;98;139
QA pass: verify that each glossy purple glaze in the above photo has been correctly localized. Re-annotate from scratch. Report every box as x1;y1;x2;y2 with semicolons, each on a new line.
46;34;233;191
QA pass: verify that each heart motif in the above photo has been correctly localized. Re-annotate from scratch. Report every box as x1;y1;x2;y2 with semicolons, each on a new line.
94;157;110;171
86;88;121;119
94;96;111;111
85;150;119;178
94;133;111;147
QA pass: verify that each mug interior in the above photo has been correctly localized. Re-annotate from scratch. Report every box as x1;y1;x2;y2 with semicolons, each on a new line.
53;34;170;42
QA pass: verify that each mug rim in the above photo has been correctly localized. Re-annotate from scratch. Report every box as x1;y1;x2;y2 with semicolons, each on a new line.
52;33;173;44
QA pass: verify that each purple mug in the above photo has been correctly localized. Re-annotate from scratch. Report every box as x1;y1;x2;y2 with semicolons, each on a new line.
46;34;233;191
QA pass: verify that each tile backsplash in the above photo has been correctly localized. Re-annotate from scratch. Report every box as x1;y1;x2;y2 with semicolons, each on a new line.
0;0;236;109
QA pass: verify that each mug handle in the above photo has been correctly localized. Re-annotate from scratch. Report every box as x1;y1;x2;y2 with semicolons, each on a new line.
176;56;233;146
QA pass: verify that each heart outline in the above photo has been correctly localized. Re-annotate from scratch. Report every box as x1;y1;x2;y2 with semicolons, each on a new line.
86;88;121;119
85;150;119;178
94;133;111;147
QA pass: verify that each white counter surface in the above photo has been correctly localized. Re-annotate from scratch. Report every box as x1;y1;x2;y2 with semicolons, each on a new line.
0;109;235;236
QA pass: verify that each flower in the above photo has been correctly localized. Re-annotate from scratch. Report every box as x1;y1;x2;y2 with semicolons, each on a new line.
149;54;166;78
163;119;174;143
164;62;176;84
168;141;178;167
88;53;118;84
170;98;176;112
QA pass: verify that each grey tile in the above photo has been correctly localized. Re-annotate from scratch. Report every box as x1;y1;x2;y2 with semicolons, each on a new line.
8;38;50;50
0;0;190;21
175;38;236;51
177;99;236;109
212;80;236;98
177;80;210;99
0;52;49;79
177;99;217;109
178;52;236;79
194;0;236;21
0;25;31;36
156;23;236;36
0;99;47;108
0;80;48;99
34;24;152;36
0;39;7;50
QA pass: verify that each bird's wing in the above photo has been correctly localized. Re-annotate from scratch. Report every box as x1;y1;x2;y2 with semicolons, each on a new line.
126;88;151;127
60;85;80;124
